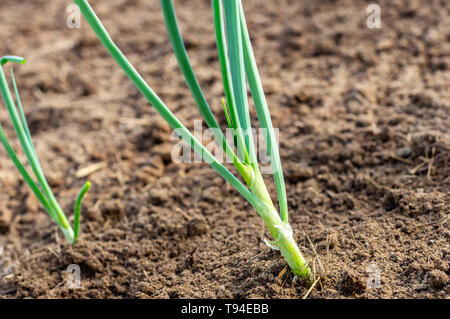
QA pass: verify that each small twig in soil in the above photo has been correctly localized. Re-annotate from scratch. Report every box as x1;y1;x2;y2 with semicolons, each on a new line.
75;162;105;178
426;147;436;180
114;153;125;186
304;231;325;289
174;207;190;220
279;267;290;288
277;266;288;283
118;117;152;126
47;247;59;258
92;199;102;212
388;153;415;165
323;230;331;290
416;216;448;228
302;277;320;299
410;158;429;175
364;175;390;191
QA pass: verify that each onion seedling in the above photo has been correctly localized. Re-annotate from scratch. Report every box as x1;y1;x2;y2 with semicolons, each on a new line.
74;0;311;282
0;56;91;244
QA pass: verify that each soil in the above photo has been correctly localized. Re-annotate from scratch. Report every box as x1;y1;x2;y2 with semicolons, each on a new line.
0;0;449;299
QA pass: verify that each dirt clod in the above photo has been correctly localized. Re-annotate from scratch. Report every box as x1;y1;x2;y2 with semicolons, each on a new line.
0;206;12;234
396;147;412;158
428;270;448;290
187;218;209;237
101;200;125;221
338;271;366;296
286;163;314;182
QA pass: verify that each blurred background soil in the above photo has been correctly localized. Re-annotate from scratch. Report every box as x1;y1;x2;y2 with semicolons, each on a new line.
0;0;448;298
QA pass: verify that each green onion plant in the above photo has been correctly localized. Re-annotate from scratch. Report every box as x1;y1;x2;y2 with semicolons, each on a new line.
74;0;311;282
0;56;91;244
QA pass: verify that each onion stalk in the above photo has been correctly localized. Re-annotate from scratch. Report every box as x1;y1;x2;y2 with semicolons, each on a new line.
74;0;311;282
0;56;90;244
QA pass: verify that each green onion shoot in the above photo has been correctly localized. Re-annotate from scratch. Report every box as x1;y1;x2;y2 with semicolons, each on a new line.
74;0;311;282
0;56;91;244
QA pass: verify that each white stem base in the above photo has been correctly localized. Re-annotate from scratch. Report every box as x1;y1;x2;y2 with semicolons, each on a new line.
61;227;75;244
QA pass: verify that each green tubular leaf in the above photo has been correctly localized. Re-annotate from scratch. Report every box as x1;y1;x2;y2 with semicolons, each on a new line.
238;1;289;222
74;0;264;211
211;0;249;163
160;0;240;165
212;0;238;130
10;68;37;159
0;125;62;226
0;56;25;66
222;0;257;165
0;58;71;230
222;98;232;129
73;181;91;243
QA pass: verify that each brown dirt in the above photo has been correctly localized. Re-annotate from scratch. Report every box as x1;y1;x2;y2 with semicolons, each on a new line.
0;0;449;299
